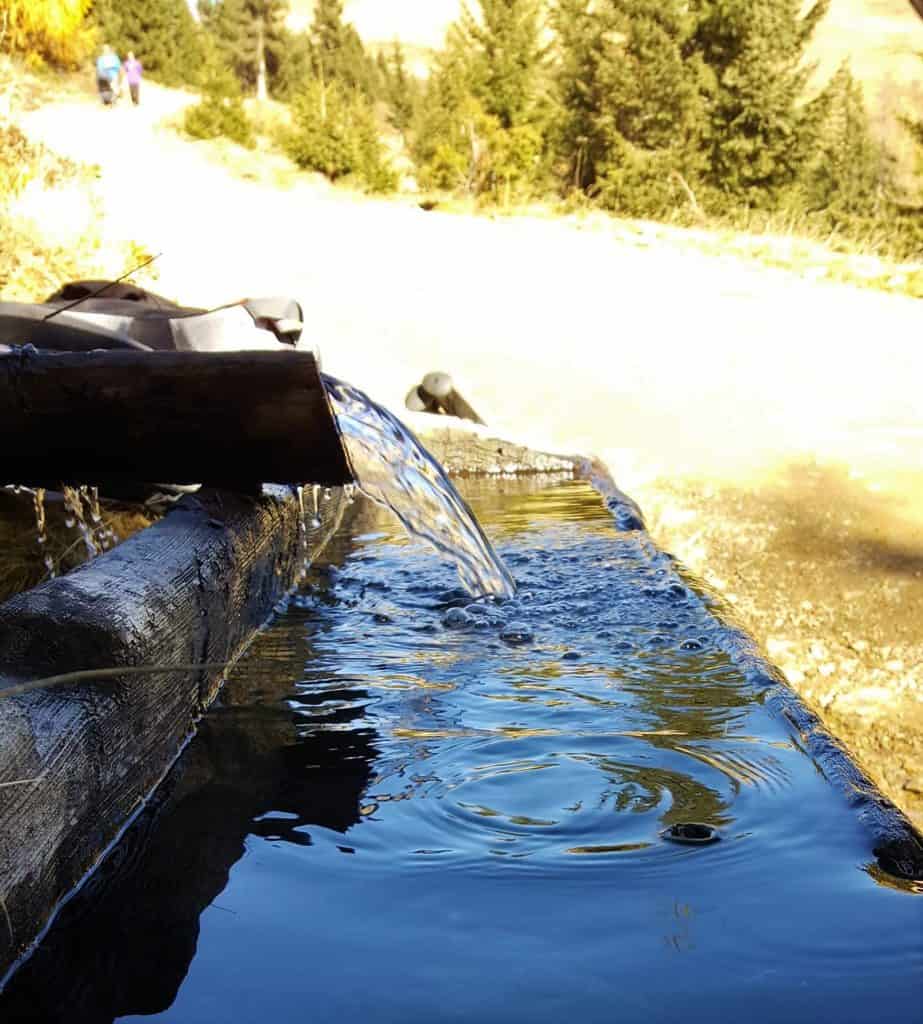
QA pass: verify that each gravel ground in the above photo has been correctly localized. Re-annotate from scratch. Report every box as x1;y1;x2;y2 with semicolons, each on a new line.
638;463;923;830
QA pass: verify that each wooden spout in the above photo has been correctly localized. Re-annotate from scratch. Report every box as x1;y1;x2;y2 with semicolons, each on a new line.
0;348;353;488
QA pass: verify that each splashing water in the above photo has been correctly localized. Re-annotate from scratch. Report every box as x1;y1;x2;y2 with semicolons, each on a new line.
62;486;99;559
322;375;516;599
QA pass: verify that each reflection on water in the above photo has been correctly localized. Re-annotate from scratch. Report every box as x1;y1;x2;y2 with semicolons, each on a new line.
3;480;921;1023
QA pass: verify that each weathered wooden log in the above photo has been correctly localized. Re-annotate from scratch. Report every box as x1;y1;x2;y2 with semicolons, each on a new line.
0;348;352;488
0;484;348;982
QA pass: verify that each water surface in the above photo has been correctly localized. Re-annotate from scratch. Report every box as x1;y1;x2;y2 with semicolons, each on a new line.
3;479;921;1023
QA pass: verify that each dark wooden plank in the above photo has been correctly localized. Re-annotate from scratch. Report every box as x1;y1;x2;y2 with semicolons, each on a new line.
0;349;352;487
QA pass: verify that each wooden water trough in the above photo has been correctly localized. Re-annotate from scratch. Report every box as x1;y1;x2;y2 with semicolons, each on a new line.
0;342;594;984
0;343;921;992
0;345;355;982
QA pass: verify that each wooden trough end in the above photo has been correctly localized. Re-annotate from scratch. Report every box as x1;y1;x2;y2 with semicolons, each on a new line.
0;348;353;489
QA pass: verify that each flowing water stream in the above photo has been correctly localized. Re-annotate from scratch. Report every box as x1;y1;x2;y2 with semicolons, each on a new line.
322;375;516;600
2;478;920;1023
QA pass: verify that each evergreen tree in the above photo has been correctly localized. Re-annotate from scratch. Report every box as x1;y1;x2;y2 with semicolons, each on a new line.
283;78;395;191
184;53;254;146
272;25;313;100
689;0;830;203
550;0;607;191
800;65;886;222
595;0;705;215
380;41;419;133
199;0;288;98
412;2;547;200
551;0;706;216
93;0;204;85
457;0;545;131
411;29;482;191
309;0;378;97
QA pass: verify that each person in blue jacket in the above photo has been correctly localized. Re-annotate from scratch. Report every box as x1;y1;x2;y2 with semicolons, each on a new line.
95;45;122;105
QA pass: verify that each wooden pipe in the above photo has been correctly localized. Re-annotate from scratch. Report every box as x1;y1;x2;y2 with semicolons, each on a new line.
0;348;353;488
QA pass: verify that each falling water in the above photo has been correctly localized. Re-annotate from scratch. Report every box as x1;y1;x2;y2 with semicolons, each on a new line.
31;487;56;579
61;485;115;560
62;486;99;559
322;375;516;600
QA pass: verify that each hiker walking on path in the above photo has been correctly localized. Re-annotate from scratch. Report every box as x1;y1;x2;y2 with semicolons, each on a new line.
124;53;143;106
95;45;121;106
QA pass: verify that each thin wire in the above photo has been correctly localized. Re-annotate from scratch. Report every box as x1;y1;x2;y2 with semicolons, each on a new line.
42;253;163;321
0;662;229;700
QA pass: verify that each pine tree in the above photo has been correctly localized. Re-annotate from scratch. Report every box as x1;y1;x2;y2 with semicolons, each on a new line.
689;0;830;203
800;65;885;220
551;0;705;216
184;50;254;146
413;1;547;200
199;0;288;97
284;78;395;191
550;0;607;191
309;0;378;97
457;0;545;131
380;41;419;133
272;25;313;100
93;0;204;85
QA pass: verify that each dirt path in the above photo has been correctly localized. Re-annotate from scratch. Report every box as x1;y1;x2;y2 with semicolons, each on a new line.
18;83;923;826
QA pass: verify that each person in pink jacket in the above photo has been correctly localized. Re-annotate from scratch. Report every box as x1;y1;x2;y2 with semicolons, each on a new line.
123;52;143;106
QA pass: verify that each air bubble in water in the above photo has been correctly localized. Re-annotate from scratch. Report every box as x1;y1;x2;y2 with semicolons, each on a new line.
500;623;534;645
443;607;472;629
